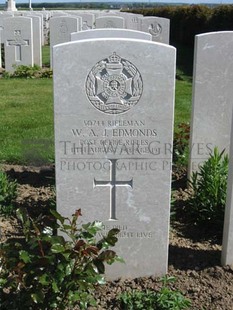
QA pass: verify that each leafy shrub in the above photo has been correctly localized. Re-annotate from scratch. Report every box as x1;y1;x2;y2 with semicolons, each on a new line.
118;276;191;310
187;147;228;227
2;65;53;79
0;171;17;217
0;207;121;309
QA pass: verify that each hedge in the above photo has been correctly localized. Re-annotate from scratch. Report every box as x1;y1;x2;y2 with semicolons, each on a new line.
125;5;233;46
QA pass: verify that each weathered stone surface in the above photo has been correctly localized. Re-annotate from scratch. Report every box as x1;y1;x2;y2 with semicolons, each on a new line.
71;29;152;41
3;16;33;72
95;16;125;29
189;31;233;175
140;16;170;44
53;38;175;279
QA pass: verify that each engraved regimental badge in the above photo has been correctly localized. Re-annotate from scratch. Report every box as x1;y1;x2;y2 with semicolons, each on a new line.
148;23;162;37
86;52;143;114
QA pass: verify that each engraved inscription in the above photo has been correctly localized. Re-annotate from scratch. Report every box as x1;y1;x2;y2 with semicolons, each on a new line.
104;20;117;28
59;19;68;39
82;21;91;30
148;23;162;37
132;17;139;23
7;30;29;61
94;158;133;221
86;52;143;114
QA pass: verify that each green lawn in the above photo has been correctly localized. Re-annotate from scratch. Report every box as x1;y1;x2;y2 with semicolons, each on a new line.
175;79;192;127
42;45;50;67
0;79;53;164
0;45;193;165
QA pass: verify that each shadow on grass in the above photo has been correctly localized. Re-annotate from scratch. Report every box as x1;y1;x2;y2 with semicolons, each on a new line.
171;41;194;82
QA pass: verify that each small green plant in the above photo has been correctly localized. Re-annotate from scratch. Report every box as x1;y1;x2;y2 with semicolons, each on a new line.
118;276;191;310
0;171;17;217
157;276;191;310
119;289;158;310
0;207;121;309
173;122;190;167
2;65;53;79
187;147;228;227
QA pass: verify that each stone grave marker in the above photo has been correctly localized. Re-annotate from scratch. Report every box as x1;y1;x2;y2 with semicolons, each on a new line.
0;14;14;68
3;16;33;72
188;31;233;176
41;10;51;45
53;38;175;279
69;12;95;30
71;29;152;41
50;16;80;67
222;107;233;266
95;16;125;29
118;13;143;31
29;12;44;46
24;14;42;66
140;16;170;44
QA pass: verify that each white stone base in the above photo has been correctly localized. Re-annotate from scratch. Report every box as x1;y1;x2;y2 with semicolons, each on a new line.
6;1;17;12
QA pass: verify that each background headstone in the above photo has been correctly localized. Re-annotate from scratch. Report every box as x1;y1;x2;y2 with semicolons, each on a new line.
71;29;152;41
95;16;125;29
50;16;80;67
3;16;33;72
140;16;170;44
119;13;143;31
69;12;95;30
53;38;175;279
188;31;233;176
0;14;14;68
24;15;42;67
222;107;233;266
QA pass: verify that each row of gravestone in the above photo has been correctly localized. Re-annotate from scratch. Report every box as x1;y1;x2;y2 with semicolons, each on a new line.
0;10;169;72
0;10;50;71
52;29;233;279
1;9;232;279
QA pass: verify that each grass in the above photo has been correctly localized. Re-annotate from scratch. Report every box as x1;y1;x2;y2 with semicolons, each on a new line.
0;44;193;165
175;79;192;127
0;78;53;164
42;45;50;67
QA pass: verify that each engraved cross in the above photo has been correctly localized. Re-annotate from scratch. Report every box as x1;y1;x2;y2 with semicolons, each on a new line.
94;159;133;221
7;30;29;61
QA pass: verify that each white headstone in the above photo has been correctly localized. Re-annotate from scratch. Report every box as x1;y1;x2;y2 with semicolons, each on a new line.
3;16;33;72
188;31;233;175
119;13;143;31
53;38;175;279
71;29;152;41
222;107;233;266
0;15;14;67
95;16;125;29
24;15;42;67
51;11;68;17
41;10;51;45
28;12;44;46
140;16;170;44
69;12;95;30
50;16;80;67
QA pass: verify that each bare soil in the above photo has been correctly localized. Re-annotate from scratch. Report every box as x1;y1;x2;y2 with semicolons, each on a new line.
0;164;233;310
